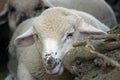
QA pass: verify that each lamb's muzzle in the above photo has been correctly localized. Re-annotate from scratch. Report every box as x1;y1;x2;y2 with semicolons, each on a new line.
44;52;64;75
45;60;63;75
45;56;57;69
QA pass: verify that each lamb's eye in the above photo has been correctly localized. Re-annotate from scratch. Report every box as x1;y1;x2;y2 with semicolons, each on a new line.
66;32;73;39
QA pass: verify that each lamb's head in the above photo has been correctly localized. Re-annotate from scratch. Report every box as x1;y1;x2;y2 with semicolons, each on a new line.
8;0;53;31
14;7;106;75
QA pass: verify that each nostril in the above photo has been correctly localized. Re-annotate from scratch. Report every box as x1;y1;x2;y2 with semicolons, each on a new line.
47;56;55;65
46;56;57;69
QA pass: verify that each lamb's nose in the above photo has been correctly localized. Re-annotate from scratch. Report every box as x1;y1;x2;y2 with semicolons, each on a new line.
46;56;57;70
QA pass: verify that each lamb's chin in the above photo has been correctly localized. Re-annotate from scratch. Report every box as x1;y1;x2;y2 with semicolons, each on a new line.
46;64;64;75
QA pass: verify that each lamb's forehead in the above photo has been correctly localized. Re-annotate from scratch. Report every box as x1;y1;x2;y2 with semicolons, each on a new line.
34;20;71;39
34;9;75;38
9;0;41;11
35;7;77;27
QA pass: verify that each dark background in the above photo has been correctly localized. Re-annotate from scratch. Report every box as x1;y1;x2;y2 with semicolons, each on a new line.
106;0;120;23
0;0;120;70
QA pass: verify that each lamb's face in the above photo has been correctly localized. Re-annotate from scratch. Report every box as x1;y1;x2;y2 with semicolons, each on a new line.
8;0;52;31
37;28;75;75
14;7;107;75
33;15;78;75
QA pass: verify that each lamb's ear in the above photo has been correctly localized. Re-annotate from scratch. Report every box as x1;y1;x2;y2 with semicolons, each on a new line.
14;27;35;47
0;0;8;25
78;22;107;36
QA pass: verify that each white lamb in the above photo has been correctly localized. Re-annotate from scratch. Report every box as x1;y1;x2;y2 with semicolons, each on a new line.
6;7;110;80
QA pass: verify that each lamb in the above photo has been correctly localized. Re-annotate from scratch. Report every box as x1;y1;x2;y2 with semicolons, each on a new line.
6;7;110;80
7;0;116;32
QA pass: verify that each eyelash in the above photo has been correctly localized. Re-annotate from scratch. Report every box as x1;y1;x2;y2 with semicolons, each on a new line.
66;32;73;39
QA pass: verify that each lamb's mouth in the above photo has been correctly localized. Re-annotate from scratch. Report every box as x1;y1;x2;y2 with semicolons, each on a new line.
46;63;63;75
